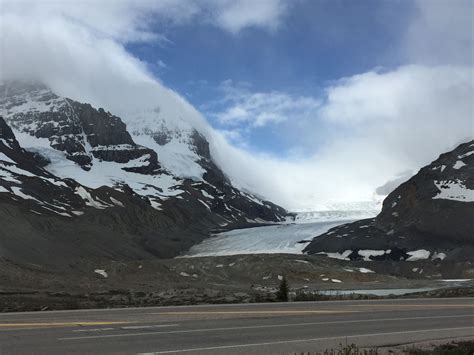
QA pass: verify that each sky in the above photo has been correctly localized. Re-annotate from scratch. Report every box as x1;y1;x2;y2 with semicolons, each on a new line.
0;0;473;210
129;0;415;154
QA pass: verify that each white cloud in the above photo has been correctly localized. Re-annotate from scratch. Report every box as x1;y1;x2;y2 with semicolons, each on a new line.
213;80;320;128
217;128;248;147
211;65;473;210
1;0;190;44
209;0;287;34
0;0;287;39
157;60;168;69
0;2;213;143
403;0;473;65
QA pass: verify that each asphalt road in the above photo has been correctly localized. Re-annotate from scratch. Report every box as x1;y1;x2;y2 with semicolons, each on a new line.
0;298;472;354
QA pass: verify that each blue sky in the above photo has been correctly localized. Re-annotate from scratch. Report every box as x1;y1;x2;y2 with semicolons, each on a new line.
126;0;416;155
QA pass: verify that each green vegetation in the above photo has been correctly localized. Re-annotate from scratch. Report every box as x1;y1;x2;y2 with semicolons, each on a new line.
293;290;374;302
293;290;326;301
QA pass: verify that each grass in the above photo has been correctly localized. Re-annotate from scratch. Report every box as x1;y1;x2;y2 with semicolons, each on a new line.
296;341;474;355
292;289;375;302
297;344;379;355
403;341;474;354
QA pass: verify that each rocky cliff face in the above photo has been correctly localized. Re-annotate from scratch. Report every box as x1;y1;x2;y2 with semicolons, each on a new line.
0;81;160;171
0;81;287;267
303;141;474;262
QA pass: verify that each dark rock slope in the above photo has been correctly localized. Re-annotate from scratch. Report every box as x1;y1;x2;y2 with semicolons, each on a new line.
304;141;474;262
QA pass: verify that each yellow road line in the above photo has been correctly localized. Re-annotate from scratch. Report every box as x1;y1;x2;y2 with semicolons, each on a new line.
146;305;473;316
0;321;130;328
350;304;474;308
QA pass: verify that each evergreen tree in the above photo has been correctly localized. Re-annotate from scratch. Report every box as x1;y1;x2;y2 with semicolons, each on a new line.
276;276;289;302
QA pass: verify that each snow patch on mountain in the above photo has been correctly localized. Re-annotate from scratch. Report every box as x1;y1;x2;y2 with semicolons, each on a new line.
433;180;474;202
458;150;474;159
453;160;466;169
75;186;112;209
358;249;391;261
0;153;15;164
131;131;205;181
27;143;184;200
11;186;41;202
432;252;447;261
406;249;431;261
317;250;353;261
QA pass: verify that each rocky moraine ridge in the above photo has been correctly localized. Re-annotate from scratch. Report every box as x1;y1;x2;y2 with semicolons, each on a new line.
304;140;474;262
0;81;287;267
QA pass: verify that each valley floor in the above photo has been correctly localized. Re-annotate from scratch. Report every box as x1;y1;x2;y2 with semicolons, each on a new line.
0;253;472;312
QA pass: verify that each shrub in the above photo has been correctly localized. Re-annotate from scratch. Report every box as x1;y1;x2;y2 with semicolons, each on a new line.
297;343;378;354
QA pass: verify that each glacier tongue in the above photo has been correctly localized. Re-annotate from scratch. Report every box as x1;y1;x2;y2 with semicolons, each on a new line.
186;220;351;257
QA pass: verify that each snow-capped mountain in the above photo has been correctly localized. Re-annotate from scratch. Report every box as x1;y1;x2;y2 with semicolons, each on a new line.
304;140;474;261
1;83;145;168
0;81;287;265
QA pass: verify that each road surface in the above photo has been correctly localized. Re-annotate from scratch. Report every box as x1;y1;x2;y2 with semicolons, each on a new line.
0;298;472;354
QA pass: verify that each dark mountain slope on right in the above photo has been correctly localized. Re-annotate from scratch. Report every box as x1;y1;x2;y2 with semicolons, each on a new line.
304;140;474;262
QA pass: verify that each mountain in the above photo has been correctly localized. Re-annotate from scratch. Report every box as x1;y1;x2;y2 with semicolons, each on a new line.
304;141;474;261
0;81;287;266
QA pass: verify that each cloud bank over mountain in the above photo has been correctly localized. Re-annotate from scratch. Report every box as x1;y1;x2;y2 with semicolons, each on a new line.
1;0;472;210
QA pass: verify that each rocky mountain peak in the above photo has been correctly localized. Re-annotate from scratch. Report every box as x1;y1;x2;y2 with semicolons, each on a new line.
0;80;160;172
376;140;474;242
304;140;474;262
